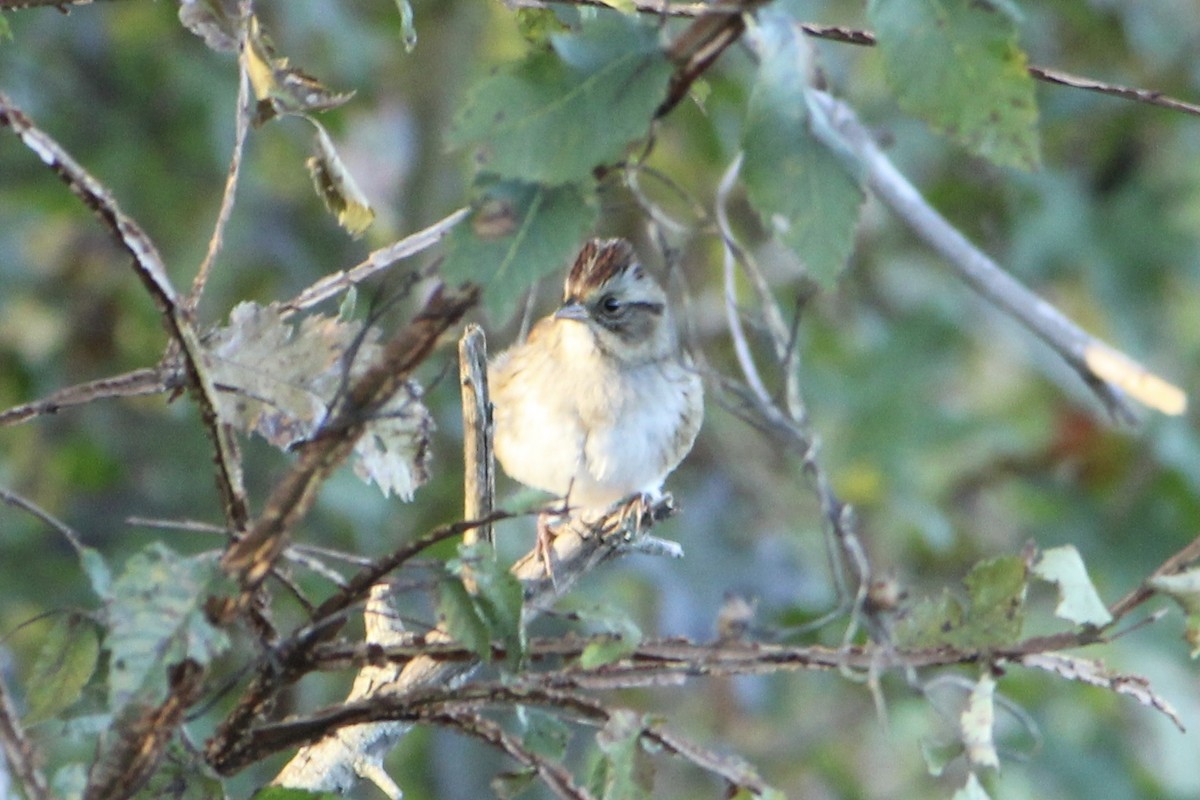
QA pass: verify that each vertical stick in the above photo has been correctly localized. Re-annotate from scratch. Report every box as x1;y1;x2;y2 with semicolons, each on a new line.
459;324;495;550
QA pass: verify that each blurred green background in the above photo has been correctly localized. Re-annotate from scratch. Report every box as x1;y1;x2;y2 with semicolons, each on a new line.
2;1;1200;798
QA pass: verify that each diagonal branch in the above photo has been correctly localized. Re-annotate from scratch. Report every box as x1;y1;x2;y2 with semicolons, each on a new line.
0;93;252;529
806;90;1186;419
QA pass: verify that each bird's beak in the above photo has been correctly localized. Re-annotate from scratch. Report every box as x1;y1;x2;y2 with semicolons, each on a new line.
554;302;589;322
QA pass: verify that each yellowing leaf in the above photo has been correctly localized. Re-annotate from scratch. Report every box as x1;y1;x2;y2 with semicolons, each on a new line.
245;16;354;126
307;121;375;238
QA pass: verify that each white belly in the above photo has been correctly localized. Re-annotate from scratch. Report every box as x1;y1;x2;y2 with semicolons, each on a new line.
490;326;701;511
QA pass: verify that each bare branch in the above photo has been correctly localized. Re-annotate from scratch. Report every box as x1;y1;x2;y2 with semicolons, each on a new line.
255;497;678;790
0;93;251;528
0;368;173;427
459;325;495;549
0;486;89;557
807;90;1185;419
186;15;252;313
429;710;592;800
279;207;471;317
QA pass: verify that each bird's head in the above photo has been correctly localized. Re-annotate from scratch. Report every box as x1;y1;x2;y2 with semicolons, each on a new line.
556;239;675;364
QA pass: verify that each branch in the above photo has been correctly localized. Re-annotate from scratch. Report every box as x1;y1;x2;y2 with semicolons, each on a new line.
186;13;252;313
519;2;1200;119
278;206;471;317
807;90;1186;419
0;367;174;428
0;93;252;529
459;324;495;549
245;498;679;790
0;669;53;800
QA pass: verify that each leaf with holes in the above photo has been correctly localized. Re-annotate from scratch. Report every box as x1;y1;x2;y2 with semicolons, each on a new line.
207;302;432;500
1032;545;1112;627
105;544;229;709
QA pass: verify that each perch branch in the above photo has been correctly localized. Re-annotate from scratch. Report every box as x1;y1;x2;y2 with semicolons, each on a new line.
253;497;678;790
459;324;495;549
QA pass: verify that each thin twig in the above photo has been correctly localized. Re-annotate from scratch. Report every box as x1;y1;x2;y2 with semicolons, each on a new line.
519;1;1200;119
279;207;471;317
186;17;252;313
0;486;89;557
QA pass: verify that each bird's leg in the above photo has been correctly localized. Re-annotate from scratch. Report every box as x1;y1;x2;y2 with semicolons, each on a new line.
536;510;560;586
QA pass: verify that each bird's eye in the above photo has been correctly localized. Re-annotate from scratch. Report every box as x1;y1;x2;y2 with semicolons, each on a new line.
600;295;621;314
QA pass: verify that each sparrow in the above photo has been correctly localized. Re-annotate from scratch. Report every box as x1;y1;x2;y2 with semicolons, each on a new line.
489;238;704;564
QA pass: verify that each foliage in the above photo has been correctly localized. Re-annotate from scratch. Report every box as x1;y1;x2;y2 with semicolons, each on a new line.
1;1;1200;799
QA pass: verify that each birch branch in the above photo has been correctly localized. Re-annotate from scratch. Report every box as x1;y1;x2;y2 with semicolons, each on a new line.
807;90;1186;419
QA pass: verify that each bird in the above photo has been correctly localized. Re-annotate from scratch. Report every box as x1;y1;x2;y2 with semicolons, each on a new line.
488;238;704;569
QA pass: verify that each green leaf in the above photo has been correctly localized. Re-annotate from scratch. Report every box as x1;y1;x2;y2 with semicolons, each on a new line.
461;543;527;669
252;788;343;800
306;121;375;238
448;13;672;184
492;768;537;799
741;12;865;287
868;0;1040;170
441;177;597;321
0;16;12;42
437;574;493;661
106;544;230;709
519;707;571;761
1032;545;1113;627
953;772;993;800
25;614;99;724
897;556;1027;648
595;709;652;800
573;603;642;668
